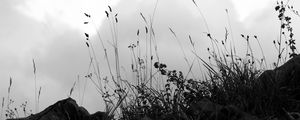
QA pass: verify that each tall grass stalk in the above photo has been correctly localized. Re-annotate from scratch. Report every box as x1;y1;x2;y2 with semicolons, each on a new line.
225;9;237;56
84;11;118;108
32;59;37;113
80;57;93;105
7;77;12;110
1;97;4;119
254;36;268;68
37;87;41;112
192;0;210;34
188;35;205;80
169;27;196;79
84;6;131;117
148;0;160;87
105;6;122;89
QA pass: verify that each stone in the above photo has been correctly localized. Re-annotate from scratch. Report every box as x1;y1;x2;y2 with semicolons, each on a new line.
187;99;259;120
7;97;108;120
256;54;300;117
258;55;300;97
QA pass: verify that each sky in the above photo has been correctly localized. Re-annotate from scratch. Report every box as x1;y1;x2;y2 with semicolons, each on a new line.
0;0;300;117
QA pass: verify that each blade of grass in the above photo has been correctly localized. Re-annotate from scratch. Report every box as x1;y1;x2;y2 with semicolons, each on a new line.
32;59;38;113
1;97;4;119
37;87;41;112
169;27;196;79
192;0;210;34
69;81;76;97
225;9;237;56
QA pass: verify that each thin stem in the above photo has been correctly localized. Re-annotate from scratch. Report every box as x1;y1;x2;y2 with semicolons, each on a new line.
32;59;37;113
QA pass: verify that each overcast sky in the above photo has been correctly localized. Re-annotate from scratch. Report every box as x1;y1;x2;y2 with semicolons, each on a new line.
0;0;300;117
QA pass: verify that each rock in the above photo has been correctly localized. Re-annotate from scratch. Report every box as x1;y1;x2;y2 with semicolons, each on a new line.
187;99;259;120
259;55;300;96
274;55;300;88
259;55;300;92
256;54;300;117
7;97;108;120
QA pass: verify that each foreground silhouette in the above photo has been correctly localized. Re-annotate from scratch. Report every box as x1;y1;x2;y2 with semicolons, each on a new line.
7;98;107;120
7;55;300;120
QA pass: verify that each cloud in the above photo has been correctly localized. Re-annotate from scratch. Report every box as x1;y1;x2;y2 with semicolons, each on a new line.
1;0;300;117
15;0;120;34
230;0;275;22
0;0;109;113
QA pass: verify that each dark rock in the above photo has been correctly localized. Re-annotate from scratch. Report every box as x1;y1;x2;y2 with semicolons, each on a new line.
187;99;259;120
259;55;300;94
7;97;108;120
256;55;300;117
273;55;300;88
258;55;300;97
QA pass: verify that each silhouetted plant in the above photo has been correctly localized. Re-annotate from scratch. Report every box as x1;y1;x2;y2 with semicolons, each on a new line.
274;1;298;66
78;0;300;120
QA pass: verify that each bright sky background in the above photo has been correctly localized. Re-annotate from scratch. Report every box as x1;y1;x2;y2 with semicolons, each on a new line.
0;0;299;118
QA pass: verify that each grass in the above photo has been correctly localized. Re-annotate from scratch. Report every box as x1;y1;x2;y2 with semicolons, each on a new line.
112;0;299;119
1;0;299;120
